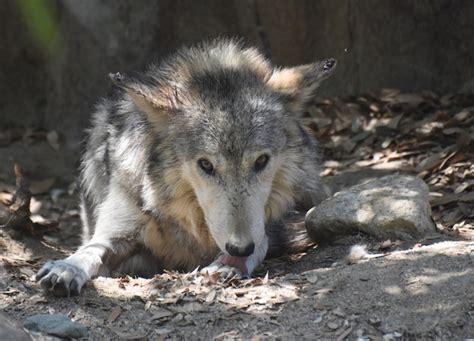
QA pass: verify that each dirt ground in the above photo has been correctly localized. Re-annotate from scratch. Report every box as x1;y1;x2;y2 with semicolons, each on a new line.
1;226;473;340
1;90;473;340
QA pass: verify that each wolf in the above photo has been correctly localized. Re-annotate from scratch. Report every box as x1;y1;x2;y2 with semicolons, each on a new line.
36;39;336;296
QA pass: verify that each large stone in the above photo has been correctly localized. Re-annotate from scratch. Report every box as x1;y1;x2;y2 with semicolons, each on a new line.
305;174;436;242
0;313;31;341
23;314;87;339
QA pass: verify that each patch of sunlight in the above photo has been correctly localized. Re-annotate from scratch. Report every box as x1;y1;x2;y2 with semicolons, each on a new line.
410;301;459;314
359;187;420;198
401;269;470;296
383;285;402;295
405;282;429;295
92;272;300;314
356;205;374;221
370;160;408;170
385;241;473;261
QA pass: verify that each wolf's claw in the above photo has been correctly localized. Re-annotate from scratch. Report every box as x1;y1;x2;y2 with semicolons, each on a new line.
36;260;87;297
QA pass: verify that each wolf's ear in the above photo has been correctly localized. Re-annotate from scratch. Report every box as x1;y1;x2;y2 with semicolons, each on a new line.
267;58;336;113
109;72;176;128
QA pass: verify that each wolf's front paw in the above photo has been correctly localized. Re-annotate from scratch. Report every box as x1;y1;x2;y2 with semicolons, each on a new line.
201;262;244;279
36;260;87;296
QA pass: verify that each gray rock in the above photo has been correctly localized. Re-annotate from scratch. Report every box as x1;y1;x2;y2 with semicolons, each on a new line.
306;175;436;242
23;314;87;339
0;313;31;341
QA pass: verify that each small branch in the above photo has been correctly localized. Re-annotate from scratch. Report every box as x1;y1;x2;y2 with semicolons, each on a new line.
0;163;58;236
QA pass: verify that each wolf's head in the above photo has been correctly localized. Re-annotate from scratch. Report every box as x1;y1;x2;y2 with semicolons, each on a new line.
111;39;336;267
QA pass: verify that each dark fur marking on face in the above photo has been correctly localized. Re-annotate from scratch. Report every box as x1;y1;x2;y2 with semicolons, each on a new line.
190;68;262;105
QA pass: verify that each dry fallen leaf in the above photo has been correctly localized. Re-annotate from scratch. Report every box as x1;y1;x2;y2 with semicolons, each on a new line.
431;192;474;207
19;267;35;278
453;108;472;122
107;306;122;323
169;302;206;313
416;153;444;173
454;181;473;195
204;289;217;303
150;308;174;321
392;93;424;105
0;256;31;268
30;294;48;304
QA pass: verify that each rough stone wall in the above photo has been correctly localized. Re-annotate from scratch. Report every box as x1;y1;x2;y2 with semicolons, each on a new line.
1;0;474;147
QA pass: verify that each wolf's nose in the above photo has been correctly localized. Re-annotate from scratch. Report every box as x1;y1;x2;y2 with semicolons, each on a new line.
225;242;255;257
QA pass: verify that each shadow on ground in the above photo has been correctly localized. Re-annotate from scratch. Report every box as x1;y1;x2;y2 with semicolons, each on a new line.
1;224;472;339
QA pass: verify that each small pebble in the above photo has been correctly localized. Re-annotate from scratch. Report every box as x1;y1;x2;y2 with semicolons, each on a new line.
368;317;381;326
332;307;345;317
383;331;402;341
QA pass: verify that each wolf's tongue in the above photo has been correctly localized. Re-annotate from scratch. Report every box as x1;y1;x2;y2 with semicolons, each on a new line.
220;255;248;275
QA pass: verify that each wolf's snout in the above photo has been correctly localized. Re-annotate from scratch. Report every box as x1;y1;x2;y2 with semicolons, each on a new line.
323;58;336;71
225;242;255;257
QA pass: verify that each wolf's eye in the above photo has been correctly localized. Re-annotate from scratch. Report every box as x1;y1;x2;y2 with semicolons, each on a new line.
254;154;270;172
198;158;214;175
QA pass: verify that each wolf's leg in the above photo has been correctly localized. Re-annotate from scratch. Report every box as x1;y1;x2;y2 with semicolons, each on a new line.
202;236;268;278
36;185;146;296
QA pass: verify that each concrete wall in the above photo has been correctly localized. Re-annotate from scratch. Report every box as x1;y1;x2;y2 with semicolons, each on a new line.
1;0;474;149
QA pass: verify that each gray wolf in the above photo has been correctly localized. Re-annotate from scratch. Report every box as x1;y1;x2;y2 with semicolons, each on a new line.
36;39;336;296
